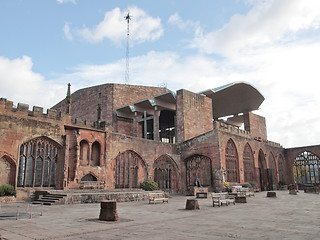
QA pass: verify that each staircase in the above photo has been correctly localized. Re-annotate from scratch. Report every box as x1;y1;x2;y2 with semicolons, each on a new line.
33;192;67;205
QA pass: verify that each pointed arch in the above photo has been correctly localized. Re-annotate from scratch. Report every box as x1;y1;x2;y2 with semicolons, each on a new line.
293;151;320;185
17;137;60;188
154;154;179;191
114;150;147;188
225;139;239;183
185;154;212;188
91;141;101;166
0;155;16;186
243;143;255;182
80;140;90;166
81;173;98;182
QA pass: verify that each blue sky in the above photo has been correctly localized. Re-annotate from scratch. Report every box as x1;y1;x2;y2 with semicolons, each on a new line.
1;0;320;148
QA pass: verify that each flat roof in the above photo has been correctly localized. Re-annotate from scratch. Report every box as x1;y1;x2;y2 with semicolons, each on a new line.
199;82;265;118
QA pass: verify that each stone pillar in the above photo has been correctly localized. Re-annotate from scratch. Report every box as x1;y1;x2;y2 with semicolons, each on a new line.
99;200;118;221
153;106;160;141
63;135;69;190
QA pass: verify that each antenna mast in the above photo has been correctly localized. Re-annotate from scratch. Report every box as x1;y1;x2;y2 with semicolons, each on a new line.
125;12;132;83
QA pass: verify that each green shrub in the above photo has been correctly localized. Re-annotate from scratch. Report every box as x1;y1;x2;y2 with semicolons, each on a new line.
0;184;16;197
242;183;251;188
248;181;256;188
140;180;158;191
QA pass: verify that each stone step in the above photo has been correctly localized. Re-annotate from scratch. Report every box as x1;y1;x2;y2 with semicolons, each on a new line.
33;201;52;206
40;196;61;201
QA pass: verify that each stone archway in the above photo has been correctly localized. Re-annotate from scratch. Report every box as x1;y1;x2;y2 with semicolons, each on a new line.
243;143;255;182
258;149;267;191
17;137;60;188
293;151;320;186
225;139;239;183
114;150;147;188
185;155;212;189
81;173;97;182
153;155;179;192
0;155;16;186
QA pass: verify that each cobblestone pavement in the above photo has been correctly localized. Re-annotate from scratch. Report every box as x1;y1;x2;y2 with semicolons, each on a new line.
1;191;319;240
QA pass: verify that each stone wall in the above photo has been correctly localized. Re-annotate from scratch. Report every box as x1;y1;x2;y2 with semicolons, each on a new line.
52;83;168;129
244;112;267;140
176;89;213;143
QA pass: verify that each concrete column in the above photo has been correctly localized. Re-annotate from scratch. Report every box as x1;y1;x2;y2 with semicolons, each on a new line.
153;106;160;141
133;112;138;137
143;111;148;139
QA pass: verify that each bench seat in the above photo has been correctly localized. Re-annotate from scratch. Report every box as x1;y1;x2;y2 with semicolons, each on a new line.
212;193;235;207
148;192;169;204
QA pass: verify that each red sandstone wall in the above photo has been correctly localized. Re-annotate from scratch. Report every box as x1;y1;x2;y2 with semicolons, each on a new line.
285;145;320;185
243;112;267;140
52;84;168;129
105;132;177;189
66;128;106;188
0;99;67;189
217;129;284;187
52;84;113;124
176;89;213;143
178;131;220;192
115;117;133;136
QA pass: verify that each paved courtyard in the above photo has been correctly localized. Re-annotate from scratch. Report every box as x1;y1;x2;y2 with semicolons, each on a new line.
0;191;319;240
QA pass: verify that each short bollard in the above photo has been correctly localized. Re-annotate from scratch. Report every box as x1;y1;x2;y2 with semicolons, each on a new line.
185;199;200;210
99;200;118;221
266;191;277;198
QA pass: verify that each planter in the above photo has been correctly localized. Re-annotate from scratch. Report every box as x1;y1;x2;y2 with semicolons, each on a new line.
0;195;16;203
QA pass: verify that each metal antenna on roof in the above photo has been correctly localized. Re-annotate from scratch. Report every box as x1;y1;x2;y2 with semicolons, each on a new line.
124;12;132;84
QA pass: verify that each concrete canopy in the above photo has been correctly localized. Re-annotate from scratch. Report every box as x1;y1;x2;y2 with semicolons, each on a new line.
199;82;265;119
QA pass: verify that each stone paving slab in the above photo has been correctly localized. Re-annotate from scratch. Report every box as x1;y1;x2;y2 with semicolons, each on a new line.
0;191;319;240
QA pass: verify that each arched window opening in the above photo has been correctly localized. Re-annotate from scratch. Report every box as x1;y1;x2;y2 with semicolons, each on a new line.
17;137;59;188
81;173;97;182
114;151;147;188
91;141;100;166
185;155;212;188
294;151;320;185
80;140;90;166
225;139;239;183
153;155;178;191
0;156;16;186
243;143;255;182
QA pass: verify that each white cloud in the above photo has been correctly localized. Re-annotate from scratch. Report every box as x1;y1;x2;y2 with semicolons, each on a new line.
168;13;202;35
0;56;65;109
192;0;320;56
75;6;163;44
1;40;319;148
57;0;76;4
63;22;73;41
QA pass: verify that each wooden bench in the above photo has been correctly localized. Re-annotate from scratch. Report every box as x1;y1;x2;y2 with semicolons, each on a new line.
211;193;235;207
239;188;254;197
148;192;169;204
